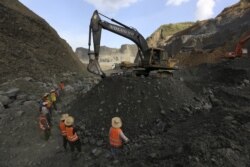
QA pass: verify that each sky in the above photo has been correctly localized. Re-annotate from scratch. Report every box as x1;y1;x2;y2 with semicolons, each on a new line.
18;0;239;51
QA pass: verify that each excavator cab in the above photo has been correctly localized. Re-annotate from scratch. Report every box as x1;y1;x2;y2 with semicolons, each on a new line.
148;48;179;70
141;48;163;66
151;49;162;65
148;48;177;68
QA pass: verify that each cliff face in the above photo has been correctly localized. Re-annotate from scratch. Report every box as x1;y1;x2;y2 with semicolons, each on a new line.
147;22;194;48
162;1;250;66
76;44;138;68
0;0;85;83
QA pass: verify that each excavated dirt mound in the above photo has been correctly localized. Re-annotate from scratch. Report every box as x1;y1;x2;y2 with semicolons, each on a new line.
70;76;202;138
64;57;250;167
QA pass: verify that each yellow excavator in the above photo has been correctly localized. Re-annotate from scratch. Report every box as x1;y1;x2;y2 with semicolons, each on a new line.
87;10;178;78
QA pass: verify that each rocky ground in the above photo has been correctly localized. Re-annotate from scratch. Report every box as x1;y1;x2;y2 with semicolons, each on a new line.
0;73;100;167
2;55;250;167
66;56;250;167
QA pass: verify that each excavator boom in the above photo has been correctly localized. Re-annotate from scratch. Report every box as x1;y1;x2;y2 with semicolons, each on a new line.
87;10;149;77
87;10;177;77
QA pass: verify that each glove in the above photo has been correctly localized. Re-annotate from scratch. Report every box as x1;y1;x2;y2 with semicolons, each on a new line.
125;139;129;143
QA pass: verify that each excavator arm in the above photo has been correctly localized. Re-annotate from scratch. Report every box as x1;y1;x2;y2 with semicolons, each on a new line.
235;33;250;56
225;31;250;58
87;10;149;77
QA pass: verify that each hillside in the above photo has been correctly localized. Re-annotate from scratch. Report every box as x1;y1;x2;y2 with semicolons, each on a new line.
162;0;250;66
147;22;194;48
0;0;86;83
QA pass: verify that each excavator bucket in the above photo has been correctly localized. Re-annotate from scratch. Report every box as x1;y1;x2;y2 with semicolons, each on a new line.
87;58;106;78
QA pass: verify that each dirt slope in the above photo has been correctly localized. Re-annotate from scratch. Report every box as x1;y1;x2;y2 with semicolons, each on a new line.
65;57;250;167
1;57;250;167
147;22;194;48
162;0;250;67
0;0;86;83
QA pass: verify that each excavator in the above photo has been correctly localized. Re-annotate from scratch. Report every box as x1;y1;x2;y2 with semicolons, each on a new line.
224;32;250;58
87;10;177;78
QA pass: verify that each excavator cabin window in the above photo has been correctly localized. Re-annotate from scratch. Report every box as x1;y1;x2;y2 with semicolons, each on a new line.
151;50;161;65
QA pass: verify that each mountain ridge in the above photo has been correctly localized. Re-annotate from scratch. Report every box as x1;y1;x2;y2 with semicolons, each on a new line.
0;0;86;83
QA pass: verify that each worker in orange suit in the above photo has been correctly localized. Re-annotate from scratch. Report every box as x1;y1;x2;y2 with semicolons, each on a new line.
59;113;69;151
109;117;129;156
65;116;81;155
39;112;51;140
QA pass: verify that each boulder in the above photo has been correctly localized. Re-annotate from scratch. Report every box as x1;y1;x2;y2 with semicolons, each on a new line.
8;101;23;108
96;140;103;147
23;77;33;82
5;88;20;98
64;85;75;92
0;95;11;105
16;94;28;100
203;103;212;110
26;95;37;101
23;101;37;106
0;102;4;111
244;122;250;132
91;148;102;157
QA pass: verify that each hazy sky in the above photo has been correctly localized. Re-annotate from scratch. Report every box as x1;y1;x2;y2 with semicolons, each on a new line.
18;0;239;51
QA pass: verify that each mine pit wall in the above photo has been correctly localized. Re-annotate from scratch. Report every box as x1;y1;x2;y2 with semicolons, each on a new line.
76;45;138;70
163;3;250;66
0;0;86;83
